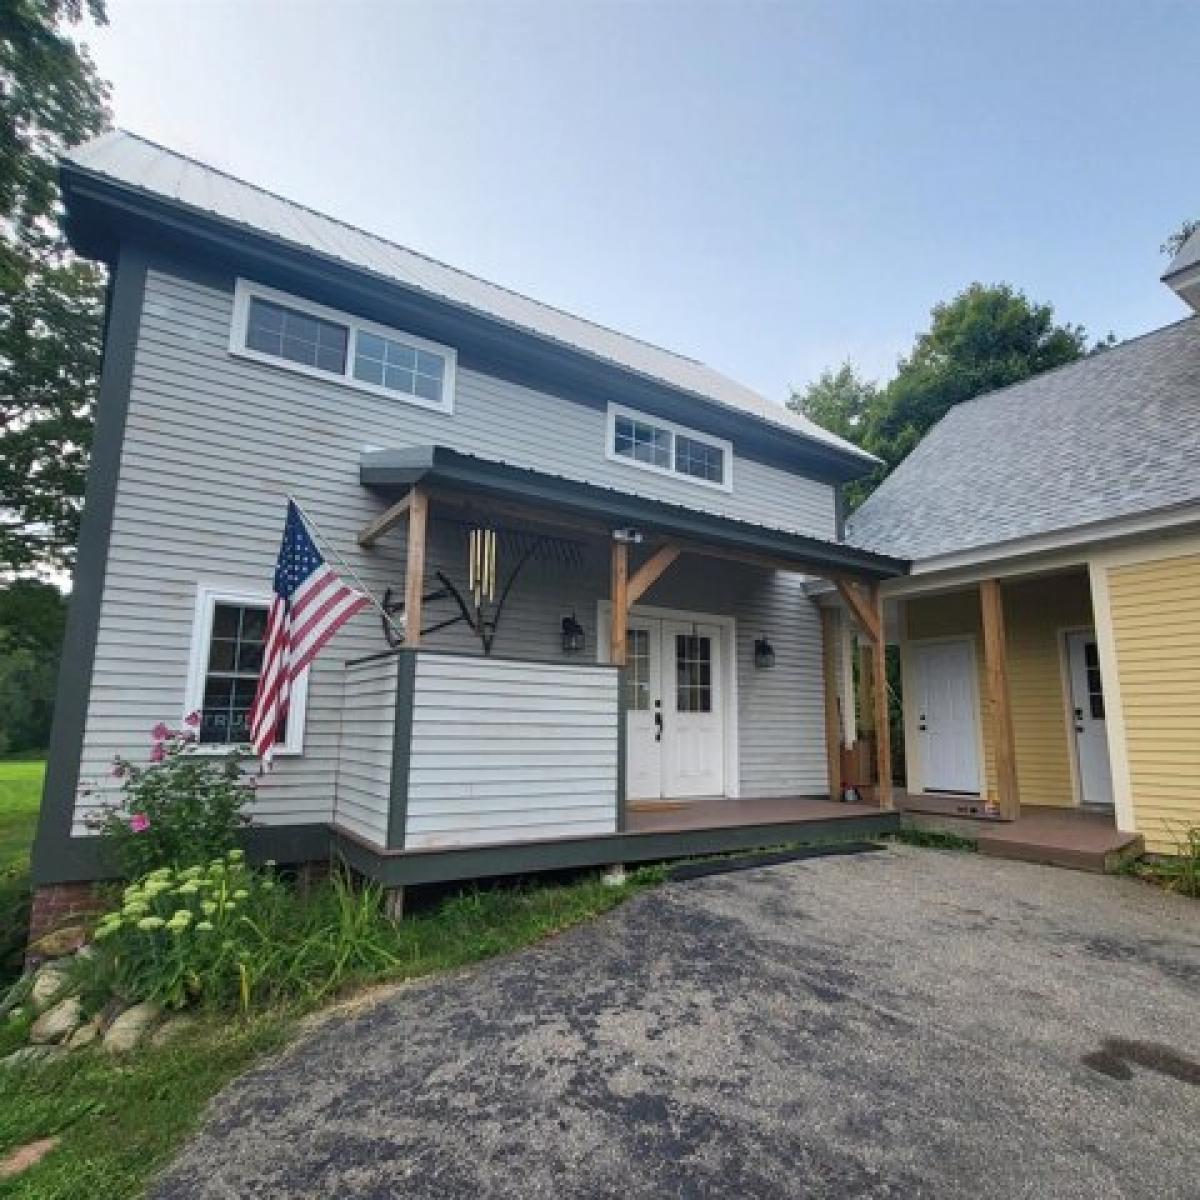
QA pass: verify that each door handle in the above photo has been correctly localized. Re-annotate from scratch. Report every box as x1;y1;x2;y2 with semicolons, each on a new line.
654;709;663;743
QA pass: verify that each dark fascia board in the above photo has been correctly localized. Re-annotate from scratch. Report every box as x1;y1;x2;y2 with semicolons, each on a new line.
59;163;877;484
360;446;909;580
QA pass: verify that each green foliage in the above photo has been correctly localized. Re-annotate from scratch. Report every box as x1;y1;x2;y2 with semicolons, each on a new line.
0;580;65;755
0;759;43;989
86;723;254;879
1;0;112;574
1162;219;1200;259
1132;827;1200;897
888;827;978;852
788;362;877;444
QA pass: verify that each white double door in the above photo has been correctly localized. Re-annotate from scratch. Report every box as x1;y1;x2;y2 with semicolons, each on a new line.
626;617;725;801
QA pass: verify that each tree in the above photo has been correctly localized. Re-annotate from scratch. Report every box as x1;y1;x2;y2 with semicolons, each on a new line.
1;0;111;575
863;283;1089;479
0;579;66;753
788;362;877;445
1162;219;1200;260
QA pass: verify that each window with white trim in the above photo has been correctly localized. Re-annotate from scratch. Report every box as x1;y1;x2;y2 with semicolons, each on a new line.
606;404;732;491
185;587;307;755
230;279;456;414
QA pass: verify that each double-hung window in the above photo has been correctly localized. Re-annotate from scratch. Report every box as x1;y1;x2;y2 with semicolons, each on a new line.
230;280;456;414
606;404;732;491
185;586;308;755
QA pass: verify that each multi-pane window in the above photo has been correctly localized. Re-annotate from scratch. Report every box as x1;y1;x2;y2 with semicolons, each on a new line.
675;633;713;713
674;434;725;484
233;280;456;413
607;404;731;490
198;603;283;746
625;628;652;711
245;297;348;375
614;415;671;469
353;331;446;406
1083;641;1105;720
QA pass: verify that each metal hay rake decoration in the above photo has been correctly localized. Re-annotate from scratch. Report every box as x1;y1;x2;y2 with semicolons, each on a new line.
381;521;584;655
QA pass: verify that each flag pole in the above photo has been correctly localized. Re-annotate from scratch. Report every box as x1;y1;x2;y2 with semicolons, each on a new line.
286;495;408;645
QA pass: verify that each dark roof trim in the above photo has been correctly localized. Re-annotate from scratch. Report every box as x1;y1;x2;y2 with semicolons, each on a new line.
59;162;875;484
360;446;909;580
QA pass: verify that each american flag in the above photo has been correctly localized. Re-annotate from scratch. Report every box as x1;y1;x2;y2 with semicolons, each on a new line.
249;501;371;766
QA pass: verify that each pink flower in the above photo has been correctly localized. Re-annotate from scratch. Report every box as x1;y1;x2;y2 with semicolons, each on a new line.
149;742;166;764
184;710;201;728
129;813;150;833
152;721;170;741
111;761;127;779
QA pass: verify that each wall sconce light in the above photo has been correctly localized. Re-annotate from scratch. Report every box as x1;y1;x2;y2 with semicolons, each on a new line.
561;613;585;656
754;635;776;669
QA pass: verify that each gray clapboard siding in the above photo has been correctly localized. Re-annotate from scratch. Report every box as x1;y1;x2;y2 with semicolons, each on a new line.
332;656;398;848
405;654;620;849
71;258;832;834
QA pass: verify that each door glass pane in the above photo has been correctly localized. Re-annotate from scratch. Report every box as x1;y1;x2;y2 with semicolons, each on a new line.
675;633;712;713
626;628;650;711
1083;640;1104;720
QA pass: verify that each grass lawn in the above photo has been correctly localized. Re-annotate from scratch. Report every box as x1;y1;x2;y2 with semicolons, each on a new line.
0;759;43;871
0;859;658;1198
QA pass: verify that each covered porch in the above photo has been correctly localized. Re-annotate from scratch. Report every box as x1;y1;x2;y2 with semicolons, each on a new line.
331;445;906;888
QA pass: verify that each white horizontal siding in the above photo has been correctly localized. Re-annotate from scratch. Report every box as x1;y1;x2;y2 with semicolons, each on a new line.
404;653;620;849
332;656;397;848
72;262;832;836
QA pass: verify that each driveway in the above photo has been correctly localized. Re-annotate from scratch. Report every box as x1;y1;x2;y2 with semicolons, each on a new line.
153;846;1200;1198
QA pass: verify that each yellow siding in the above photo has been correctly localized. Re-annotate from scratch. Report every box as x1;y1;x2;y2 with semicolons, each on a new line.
905;572;1093;806
1106;553;1200;855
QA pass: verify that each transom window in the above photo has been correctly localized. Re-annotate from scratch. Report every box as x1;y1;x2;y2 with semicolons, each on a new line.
231;280;456;414
186;588;308;755
606;404;732;491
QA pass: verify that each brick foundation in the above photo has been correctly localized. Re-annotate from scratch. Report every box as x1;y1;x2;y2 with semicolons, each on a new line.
27;882;108;950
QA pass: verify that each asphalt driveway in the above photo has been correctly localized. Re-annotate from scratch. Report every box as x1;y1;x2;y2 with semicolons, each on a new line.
153;846;1200;1198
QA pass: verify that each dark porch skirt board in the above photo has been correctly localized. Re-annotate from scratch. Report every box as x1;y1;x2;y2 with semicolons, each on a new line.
332;812;901;888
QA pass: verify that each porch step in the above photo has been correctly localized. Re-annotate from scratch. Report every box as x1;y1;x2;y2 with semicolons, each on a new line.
976;829;1145;875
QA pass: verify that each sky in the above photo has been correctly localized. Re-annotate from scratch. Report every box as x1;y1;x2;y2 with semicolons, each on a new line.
81;0;1200;407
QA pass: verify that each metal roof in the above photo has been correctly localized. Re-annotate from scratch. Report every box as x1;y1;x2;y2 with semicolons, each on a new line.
361;445;908;580
846;317;1200;562
63;129;876;469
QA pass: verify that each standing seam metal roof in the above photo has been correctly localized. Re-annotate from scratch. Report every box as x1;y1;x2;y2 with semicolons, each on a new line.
63;129;875;468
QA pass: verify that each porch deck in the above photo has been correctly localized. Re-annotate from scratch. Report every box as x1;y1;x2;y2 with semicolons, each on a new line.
627;795;883;833
896;791;1143;873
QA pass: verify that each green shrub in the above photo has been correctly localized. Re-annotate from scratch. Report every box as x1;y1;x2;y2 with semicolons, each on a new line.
73;853;406;1014
1135;826;1200;897
84;718;254;878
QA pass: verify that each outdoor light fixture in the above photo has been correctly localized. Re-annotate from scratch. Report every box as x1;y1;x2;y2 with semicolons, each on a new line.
612;527;645;544
561;613;585;656
754;635;776;669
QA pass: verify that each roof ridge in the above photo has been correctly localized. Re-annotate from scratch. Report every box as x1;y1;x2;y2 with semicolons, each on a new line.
98;128;709;370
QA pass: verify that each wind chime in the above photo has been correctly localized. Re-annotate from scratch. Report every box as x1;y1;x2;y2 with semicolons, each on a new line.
468;527;498;610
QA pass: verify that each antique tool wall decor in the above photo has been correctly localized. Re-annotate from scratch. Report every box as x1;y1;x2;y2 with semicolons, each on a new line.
381;521;584;655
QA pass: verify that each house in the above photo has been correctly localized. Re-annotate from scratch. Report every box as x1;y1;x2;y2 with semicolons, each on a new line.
31;130;907;924
844;231;1200;862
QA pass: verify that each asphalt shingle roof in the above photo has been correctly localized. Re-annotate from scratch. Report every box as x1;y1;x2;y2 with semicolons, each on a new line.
64;130;875;468
846;317;1200;562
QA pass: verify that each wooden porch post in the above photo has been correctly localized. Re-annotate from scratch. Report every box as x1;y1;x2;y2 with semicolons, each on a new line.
835;579;892;810
980;577;1020;819
403;487;428;648
610;539;629;666
820;607;842;801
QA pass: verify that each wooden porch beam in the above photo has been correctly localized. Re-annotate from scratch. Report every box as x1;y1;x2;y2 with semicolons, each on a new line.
980;577;1020;819
870;589;892;810
820;607;842;801
627;545;681;607
403;487;429;648
835;580;881;645
358;493;412;547
610;540;629;666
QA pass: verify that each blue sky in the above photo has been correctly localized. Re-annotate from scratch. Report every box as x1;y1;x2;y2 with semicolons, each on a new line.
86;0;1199;405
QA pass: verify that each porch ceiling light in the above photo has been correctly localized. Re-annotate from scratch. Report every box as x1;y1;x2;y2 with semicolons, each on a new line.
561;613;585;656
754;635;776;669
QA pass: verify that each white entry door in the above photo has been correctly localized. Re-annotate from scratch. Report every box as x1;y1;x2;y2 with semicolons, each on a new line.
1066;631;1114;808
913;639;981;794
623;617;725;801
